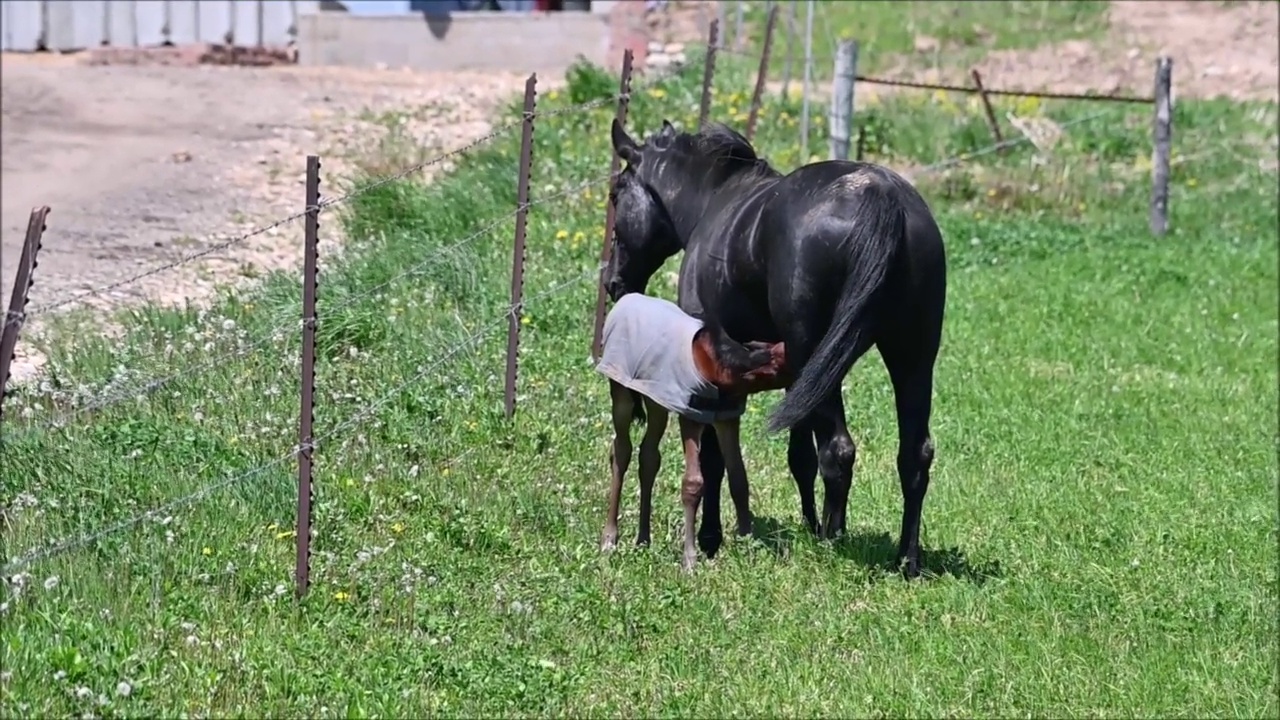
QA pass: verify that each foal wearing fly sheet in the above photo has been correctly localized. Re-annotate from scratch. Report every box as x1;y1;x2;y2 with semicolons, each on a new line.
604;118;947;578
596;292;788;571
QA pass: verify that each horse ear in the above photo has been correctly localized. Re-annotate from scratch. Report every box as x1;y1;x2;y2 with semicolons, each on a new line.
611;118;640;165
660;119;676;138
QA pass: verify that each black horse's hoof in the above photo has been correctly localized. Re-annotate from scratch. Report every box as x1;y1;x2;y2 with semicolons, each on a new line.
697;529;724;559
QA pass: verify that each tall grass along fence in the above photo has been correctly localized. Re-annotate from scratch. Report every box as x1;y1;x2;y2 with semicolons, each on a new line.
0;26;1175;599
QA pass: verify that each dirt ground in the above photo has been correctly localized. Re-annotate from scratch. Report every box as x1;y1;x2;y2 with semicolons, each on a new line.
1;0;1276;387
1;54;537;384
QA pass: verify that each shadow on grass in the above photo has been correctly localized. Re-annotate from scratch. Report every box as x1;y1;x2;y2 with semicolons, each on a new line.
835;530;1003;585
748;516;1002;585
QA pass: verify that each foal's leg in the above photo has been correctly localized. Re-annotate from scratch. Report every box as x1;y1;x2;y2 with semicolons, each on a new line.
635;399;669;547
712;419;753;537
695;426;727;557
601;381;635;551
678;417;707;572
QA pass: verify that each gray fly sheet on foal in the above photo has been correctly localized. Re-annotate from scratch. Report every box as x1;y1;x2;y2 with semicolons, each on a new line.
596;293;747;425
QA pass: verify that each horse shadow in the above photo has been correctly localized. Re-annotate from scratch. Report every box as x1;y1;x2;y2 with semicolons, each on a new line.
747;516;1002;585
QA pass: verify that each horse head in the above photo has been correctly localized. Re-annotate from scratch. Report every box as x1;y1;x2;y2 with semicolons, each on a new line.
605;118;772;301
604;118;683;300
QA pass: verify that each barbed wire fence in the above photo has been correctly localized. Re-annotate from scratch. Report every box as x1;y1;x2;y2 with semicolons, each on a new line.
0;11;1174;597
0;42;730;596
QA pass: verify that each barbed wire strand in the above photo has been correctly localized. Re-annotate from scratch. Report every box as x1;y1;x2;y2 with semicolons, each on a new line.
5;166;614;441
912;110;1111;176
1;452;296;575
11;314;305;437
18;91;627;320
1;262;606;575
266;170;614;337
712;44;1154;104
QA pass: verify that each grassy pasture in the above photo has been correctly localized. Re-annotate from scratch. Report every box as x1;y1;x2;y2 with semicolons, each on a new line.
2;38;1277;719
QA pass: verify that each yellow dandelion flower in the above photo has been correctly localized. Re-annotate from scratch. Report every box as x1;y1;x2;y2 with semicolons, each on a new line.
202;547;213;556
521;315;531;326
648;88;667;99
345;477;356;487
573;231;585;242
548;90;560;101
442;467;451;477
1186;178;1198;187
334;591;350;602
555;229;569;240
391;522;405;534
986;188;997;197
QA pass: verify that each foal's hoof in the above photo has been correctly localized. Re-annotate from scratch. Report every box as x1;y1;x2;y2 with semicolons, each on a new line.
600;533;618;552
680;554;699;574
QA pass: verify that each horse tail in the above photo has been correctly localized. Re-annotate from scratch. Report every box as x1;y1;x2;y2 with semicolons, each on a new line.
767;184;906;433
630;389;648;425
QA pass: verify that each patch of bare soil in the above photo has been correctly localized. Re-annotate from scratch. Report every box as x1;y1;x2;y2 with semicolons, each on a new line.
898;1;1278;102
771;1;1277;105
966;1;1278;102
1;52;559;387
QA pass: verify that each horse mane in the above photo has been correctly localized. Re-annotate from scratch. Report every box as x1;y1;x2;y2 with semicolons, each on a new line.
677;123;776;179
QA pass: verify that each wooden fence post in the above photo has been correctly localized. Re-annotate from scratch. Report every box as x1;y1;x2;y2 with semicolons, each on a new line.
1150;56;1173;236
295;157;320;599
781;0;797;98
799;0;815;162
699;20;719;129
828;39;858;160
745;4;779;141
505;74;538;420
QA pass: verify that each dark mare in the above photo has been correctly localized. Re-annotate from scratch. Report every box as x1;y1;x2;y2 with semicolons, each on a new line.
604;118;947;577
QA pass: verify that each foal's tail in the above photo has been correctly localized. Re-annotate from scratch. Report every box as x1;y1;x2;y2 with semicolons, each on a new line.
767;184;906;433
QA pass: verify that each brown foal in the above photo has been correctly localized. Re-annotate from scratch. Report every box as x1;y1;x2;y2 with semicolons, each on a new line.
601;328;790;571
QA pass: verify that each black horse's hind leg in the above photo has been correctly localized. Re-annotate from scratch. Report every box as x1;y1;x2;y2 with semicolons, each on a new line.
786;422;821;536
810;393;855;540
885;356;935;578
695;426;727;557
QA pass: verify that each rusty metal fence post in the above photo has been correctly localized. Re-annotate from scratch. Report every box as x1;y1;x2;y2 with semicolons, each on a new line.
698;20;719;129
590;50;635;364
295;156;320;599
745;3;778;141
505;74;538;420
0;207;49;429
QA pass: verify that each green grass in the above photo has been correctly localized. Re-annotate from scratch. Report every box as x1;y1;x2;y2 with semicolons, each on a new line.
738;0;1109;80
2;45;1277;717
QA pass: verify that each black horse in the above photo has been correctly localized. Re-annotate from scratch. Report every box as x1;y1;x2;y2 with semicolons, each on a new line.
603;119;947;577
